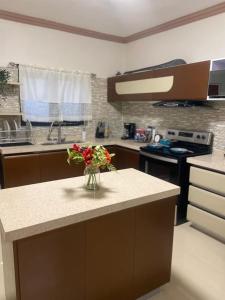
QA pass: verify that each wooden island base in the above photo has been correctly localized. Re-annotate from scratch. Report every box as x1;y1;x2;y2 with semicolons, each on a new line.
12;196;176;300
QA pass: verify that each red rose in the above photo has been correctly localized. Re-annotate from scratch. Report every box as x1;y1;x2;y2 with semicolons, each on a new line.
73;144;81;153
105;149;111;163
82;147;93;165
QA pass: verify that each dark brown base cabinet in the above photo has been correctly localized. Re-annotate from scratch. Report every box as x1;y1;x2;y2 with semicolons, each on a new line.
1;154;41;188
1;146;140;188
13;197;176;300
114;146;140;170
1;151;84;188
39;151;83;182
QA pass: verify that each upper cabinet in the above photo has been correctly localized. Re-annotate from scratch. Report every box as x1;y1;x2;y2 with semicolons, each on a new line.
108;60;212;102
208;58;225;100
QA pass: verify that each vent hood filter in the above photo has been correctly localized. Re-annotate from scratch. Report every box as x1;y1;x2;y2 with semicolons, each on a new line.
152;101;208;107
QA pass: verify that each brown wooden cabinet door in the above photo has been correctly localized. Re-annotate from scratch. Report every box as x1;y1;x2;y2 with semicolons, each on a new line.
133;197;176;298
108;60;210;102
115;146;140;170
40;151;83;182
86;209;135;300
14;223;86;300
2;154;40;188
13;198;176;300
152;61;210;101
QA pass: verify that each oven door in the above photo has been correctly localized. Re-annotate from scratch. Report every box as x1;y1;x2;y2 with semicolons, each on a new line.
140;151;179;185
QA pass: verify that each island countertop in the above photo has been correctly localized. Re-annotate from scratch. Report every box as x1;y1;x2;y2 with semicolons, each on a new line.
0;168;180;242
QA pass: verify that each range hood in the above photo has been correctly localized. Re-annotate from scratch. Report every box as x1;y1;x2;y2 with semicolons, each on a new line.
152;100;208;107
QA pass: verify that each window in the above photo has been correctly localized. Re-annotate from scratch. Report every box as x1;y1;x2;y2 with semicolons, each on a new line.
19;65;92;124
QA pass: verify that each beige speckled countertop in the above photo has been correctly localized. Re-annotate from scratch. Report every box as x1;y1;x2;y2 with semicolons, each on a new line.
0;139;144;155
0;168;180;242
187;150;225;173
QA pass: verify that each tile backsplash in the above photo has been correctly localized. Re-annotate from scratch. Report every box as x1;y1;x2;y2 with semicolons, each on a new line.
32;78;123;143
1;67;225;150
0;69;123;143
122;101;225;150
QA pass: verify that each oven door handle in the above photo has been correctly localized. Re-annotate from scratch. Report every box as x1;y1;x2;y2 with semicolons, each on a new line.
140;151;178;164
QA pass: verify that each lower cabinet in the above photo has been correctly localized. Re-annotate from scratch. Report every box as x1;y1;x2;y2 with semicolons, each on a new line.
14;197;176;300
134;198;175;298
114;146;140;170
1;151;83;188
86;209;135;300
39;151;83;182
1;154;41;188
14;222;86;300
187;166;225;242
1;145;140;188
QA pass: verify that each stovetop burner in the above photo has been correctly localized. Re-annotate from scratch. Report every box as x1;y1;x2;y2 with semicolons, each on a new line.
140;140;212;160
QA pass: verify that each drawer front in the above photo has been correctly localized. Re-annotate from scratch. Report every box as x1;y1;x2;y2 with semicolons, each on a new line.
187;205;225;242
189;185;225;218
190;166;225;196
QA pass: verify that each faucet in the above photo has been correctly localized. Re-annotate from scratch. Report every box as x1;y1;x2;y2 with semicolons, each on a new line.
47;121;65;144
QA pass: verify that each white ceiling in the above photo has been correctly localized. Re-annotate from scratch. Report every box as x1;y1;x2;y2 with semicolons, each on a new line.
0;0;223;36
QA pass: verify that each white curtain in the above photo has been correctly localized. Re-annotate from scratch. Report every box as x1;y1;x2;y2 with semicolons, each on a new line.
19;65;92;122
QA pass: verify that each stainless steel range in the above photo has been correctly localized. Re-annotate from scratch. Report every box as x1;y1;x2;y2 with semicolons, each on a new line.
140;129;213;224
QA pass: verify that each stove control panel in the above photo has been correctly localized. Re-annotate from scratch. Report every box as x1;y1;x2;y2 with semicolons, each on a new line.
166;129;213;145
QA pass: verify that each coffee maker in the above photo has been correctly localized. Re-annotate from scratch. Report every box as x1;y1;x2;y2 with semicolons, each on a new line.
121;123;136;140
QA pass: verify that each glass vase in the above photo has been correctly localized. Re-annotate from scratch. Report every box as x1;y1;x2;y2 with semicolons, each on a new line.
84;166;100;190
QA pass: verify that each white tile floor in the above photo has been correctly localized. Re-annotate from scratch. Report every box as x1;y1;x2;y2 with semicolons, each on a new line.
0;223;225;300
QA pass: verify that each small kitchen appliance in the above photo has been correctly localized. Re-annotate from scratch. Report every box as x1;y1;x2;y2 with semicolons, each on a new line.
135;126;156;143
140;129;213;224
121;123;136;140
95;121;110;138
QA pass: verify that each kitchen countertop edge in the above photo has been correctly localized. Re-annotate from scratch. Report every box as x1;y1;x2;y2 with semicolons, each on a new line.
187;151;225;174
0;139;144;155
0;169;180;242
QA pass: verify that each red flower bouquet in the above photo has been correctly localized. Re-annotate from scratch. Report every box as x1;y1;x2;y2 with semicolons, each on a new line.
67;144;116;190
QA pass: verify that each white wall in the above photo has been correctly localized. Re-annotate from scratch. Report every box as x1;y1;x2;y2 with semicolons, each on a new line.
126;13;225;71
0;19;125;78
2;12;225;77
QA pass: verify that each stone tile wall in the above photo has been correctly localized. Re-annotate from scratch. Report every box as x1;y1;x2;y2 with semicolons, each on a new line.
122;101;225;150
1;66;225;150
0;68;123;144
33;78;123;143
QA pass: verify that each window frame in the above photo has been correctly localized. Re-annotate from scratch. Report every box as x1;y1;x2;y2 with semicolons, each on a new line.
21;120;84;127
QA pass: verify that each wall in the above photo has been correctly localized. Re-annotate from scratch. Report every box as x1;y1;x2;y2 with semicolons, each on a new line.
0;19;125;78
125;13;225;71
33;78;123;143
0;19;124;143
123;13;225;150
2;14;225;149
122;101;225;150
0;72;123;143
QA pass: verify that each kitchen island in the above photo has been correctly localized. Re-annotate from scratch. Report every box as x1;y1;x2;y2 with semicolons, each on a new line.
0;169;180;300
